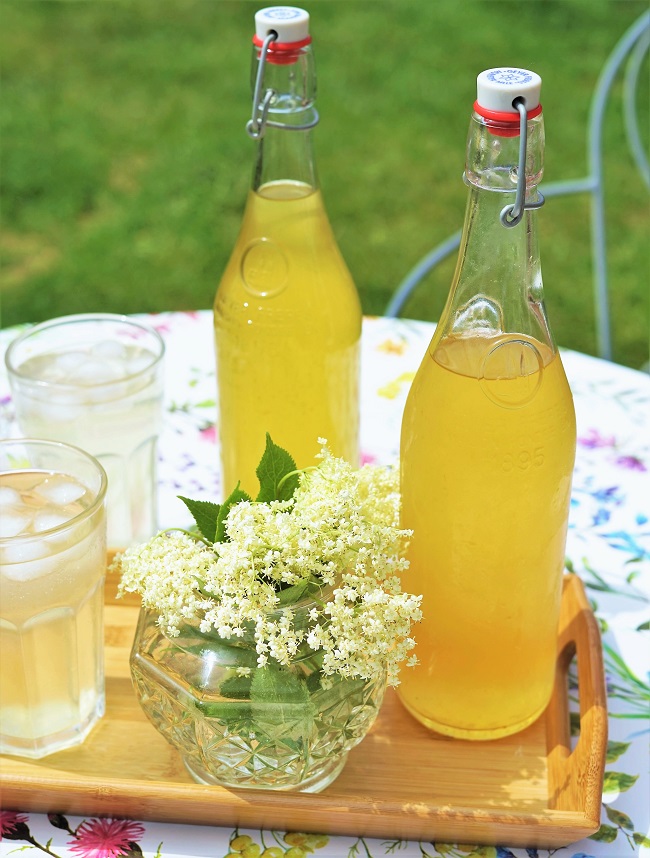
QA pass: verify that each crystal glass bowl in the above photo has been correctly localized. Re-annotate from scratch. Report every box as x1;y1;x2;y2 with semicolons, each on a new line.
130;607;386;793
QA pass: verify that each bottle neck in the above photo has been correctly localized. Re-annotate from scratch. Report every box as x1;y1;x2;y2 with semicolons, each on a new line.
250;42;319;194
253;127;318;192
433;111;554;357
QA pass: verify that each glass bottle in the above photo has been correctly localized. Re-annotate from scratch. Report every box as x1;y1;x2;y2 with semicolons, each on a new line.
213;6;361;497
397;68;577;740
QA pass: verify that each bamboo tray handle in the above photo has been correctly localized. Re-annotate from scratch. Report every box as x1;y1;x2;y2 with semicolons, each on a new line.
546;574;608;822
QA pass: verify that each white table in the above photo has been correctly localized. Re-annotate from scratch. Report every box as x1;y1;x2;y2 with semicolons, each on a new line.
1;311;648;858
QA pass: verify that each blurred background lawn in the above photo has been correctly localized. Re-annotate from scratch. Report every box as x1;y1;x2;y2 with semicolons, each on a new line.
1;0;648;367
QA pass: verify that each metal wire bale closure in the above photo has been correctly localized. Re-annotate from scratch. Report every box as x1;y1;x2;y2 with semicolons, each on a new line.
246;31;319;139
500;97;546;228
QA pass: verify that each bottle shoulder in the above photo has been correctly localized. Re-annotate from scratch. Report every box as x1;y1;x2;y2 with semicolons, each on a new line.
215;181;360;312
406;332;573;406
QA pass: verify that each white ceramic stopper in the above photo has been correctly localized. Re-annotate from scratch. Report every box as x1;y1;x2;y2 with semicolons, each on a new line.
476;67;542;113
255;7;310;43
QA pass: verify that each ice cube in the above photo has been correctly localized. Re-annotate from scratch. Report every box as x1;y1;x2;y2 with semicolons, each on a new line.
56;351;88;377
52;527;103;568
34;476;87;506
0;486;22;507
91;340;127;361
0;510;33;538
126;351;155;376
0;540;55;581
68;358;124;387
33;509;73;533
68;359;124;386
33;362;69;383
87;378;131;403
22;394;85;424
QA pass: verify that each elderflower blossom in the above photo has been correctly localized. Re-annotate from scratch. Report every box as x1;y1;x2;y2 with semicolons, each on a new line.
115;445;422;686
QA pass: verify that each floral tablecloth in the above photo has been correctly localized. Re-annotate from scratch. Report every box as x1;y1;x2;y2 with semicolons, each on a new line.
1;311;648;858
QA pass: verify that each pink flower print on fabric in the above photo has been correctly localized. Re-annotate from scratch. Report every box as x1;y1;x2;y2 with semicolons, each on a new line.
199;424;218;444
578;428;617;449
68;818;145;858
615;455;647;472
0;810;28;840
144;311;180;337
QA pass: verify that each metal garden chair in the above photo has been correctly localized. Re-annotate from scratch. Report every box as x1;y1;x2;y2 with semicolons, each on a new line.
386;11;650;363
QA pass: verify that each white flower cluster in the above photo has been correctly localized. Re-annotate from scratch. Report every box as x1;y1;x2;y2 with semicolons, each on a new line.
116;448;422;686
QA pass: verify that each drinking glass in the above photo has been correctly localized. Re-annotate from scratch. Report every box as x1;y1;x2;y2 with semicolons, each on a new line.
5;314;165;548
0;438;107;758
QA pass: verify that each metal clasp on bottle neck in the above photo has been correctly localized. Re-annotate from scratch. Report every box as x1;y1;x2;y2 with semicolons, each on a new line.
246;32;320;139
500;98;545;228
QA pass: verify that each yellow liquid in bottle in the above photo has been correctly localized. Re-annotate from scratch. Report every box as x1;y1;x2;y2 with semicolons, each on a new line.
398;333;576;739
214;181;361;496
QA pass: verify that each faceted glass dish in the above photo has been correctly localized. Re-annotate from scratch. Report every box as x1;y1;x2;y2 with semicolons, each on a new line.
130;607;386;793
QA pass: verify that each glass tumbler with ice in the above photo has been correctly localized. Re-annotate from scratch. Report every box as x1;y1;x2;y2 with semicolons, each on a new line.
0;439;107;758
5;314;165;548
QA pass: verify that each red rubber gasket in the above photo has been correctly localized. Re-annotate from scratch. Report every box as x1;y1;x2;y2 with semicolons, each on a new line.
253;34;312;51
474;100;543;123
252;34;311;65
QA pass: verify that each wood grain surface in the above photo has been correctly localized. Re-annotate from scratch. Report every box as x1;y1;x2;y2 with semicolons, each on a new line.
0;569;607;848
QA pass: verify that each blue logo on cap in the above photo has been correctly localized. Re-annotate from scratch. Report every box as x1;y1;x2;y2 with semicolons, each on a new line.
266;7;302;19
487;69;533;86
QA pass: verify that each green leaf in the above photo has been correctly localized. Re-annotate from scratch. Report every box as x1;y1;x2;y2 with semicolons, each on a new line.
275;576;322;608
275;578;311;607
605;805;634;830
634;832;650;848
215;483;252;542
178;496;220;543
220;671;253;700
570;711;581;736
588;824;618;843
250;663;316;739
195;698;252;723
602;771;639;794
636;620;650;631
311;676;366;714
174;627;258;669
606;740;631;763
255;433;299;502
603;642;650;691
611;712;650;719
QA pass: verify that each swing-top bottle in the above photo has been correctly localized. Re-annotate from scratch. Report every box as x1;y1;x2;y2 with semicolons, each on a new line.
398;68;577;739
213;6;361;496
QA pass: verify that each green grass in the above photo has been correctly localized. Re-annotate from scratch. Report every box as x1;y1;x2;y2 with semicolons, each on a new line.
1;0;648;367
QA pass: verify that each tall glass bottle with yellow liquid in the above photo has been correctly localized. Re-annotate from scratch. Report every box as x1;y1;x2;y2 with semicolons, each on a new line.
398;68;577;740
214;6;361;496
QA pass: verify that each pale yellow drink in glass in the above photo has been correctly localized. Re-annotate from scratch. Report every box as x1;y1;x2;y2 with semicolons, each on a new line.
398;333;576;739
214;180;361;496
0;441;107;758
6;314;164;548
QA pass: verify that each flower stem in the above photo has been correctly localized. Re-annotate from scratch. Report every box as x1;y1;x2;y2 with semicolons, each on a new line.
277;466;317;494
162;527;212;546
26;836;62;857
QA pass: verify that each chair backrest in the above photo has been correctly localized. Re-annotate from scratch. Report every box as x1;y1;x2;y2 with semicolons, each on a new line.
385;11;650;363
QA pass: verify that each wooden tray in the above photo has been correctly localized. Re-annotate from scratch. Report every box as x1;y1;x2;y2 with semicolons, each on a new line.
1;570;607;849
